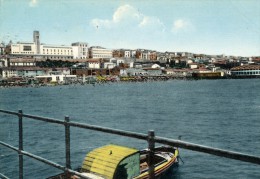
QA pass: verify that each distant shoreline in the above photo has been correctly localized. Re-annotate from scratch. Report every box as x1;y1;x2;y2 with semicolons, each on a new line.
1;76;259;89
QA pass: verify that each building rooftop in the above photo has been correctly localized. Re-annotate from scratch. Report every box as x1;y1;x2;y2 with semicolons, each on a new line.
231;65;260;71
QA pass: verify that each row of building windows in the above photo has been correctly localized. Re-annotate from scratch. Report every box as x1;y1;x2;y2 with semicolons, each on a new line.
43;56;73;59
93;55;112;58
43;49;73;53
42;52;72;55
232;71;260;75
12;52;34;54
10;63;35;66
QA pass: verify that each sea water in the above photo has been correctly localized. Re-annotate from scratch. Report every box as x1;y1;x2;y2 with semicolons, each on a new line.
0;79;260;178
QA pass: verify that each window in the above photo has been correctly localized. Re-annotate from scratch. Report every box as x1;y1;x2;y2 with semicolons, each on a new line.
23;46;32;51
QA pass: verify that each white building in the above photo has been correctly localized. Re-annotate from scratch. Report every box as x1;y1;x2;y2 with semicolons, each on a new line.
86;60;100;69
0;68;17;78
89;46;112;59
8;41;74;60
35;70;77;84
9;58;36;67
103;62;116;69
109;58;125;66
41;44;73;60
10;42;37;55
7;31;88;61
124;50;131;58
72;42;88;59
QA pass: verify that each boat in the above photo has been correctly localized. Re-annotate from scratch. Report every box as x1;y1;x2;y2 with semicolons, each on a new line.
47;144;179;179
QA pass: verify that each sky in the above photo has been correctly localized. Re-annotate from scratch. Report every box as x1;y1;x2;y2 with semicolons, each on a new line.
0;0;259;57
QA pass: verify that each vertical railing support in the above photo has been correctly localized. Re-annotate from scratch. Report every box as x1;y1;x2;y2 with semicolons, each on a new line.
64;116;71;179
148;130;155;179
18;109;23;179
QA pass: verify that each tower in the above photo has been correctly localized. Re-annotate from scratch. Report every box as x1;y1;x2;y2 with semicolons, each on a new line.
33;31;40;54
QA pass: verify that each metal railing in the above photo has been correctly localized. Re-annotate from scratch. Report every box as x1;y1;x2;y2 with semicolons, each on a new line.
0;109;260;179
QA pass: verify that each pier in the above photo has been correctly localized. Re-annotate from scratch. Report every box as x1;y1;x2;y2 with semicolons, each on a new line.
0;109;260;179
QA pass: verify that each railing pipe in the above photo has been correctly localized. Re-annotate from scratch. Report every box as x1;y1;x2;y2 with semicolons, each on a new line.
0;141;90;179
0;173;10;179
64;116;71;179
0;109;18;115
68;121;148;140
22;113;65;125
0;111;148;141
148;130;155;179
0;109;260;178
18;109;23;179
154;136;260;165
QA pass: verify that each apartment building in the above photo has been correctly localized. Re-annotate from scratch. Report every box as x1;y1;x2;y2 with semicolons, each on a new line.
72;42;88;59
89;46;112;59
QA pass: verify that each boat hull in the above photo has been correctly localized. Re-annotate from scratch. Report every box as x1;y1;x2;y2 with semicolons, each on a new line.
134;146;179;179
47;145;179;179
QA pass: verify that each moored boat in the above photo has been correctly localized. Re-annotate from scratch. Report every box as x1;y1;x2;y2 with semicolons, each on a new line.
47;144;179;179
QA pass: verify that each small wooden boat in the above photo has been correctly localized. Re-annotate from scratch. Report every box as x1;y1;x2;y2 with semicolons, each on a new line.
47;144;179;179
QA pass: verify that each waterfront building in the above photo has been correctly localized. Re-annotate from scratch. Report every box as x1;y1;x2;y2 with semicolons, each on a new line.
231;65;260;77
192;71;224;78
143;68;162;76
120;68;148;76
16;67;48;77
86;59;101;69
8;58;36;67
0;67;17;78
89;46;113;59
163;68;192;77
35;70;76;84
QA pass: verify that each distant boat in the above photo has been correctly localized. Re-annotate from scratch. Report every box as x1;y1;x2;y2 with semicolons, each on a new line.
47;144;179;179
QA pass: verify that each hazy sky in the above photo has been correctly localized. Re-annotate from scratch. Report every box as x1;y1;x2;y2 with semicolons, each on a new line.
0;0;259;56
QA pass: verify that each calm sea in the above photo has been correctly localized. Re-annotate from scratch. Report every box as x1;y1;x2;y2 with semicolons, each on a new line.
0;79;260;179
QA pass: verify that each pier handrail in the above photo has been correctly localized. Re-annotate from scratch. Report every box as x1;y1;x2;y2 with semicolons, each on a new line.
0;109;260;179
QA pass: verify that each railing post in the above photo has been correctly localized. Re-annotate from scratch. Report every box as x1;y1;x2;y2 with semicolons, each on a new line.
148;130;155;179
18;109;23;179
65;116;71;179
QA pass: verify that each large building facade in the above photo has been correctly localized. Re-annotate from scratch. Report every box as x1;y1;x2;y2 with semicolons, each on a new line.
72;42;88;59
41;44;73;60
9;42;37;55
89;46;113;59
6;31;87;60
231;65;260;77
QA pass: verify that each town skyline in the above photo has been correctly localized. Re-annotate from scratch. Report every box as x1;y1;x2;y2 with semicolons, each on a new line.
0;0;259;57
